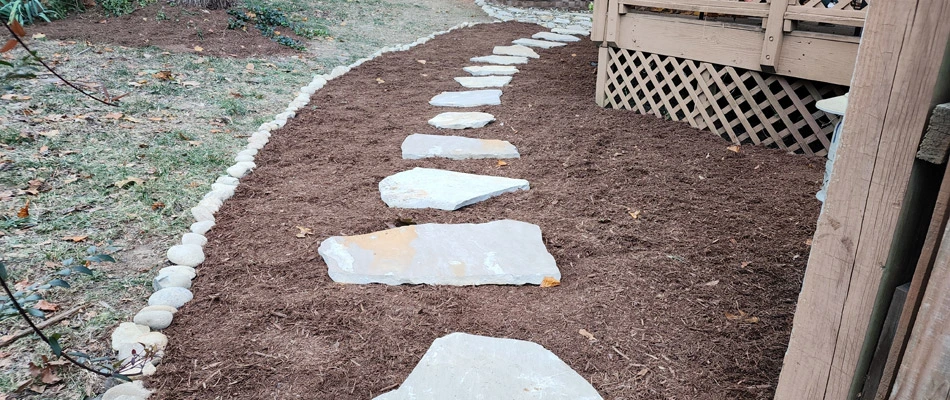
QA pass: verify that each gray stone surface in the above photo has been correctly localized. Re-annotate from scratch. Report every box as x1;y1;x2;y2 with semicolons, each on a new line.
159;265;197;280
493;44;539;59
532;31;581;42
513;38;567;48
470;55;529;65
111;322;150;351
148;287;194;309
166;244;204;267
428;112;495;129
552;27;589;36
152;270;193;291
463;65;519;76
402;134;519;160
917;103;950;164
374;333;602;400
102;382;153;400
454;76;512;89
430;90;503;108
319;220;559;286
133;309;174;330
379;168;528;210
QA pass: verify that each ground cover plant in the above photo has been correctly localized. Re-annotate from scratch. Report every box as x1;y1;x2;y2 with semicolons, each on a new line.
0;0;491;397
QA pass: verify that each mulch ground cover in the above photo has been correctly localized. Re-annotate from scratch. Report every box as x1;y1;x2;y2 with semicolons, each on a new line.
36;3;298;57
149;21;822;399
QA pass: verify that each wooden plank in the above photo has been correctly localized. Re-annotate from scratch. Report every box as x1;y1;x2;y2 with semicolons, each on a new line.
591;0;609;43
605;0;621;46
891;220;950;400
760;0;793;71
618;0;770;18
774;0;950;398
861;283;910;399
611;13;859;86
595;46;609;107
874;132;950;400
784;7;867;27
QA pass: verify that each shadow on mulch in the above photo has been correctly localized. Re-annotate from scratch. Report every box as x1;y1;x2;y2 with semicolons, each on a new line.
149;22;822;400
34;3;300;57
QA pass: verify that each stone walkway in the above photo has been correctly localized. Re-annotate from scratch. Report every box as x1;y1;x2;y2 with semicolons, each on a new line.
104;3;601;399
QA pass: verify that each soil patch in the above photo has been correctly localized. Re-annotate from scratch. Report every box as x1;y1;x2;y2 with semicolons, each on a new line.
34;2;299;57
149;22;822;399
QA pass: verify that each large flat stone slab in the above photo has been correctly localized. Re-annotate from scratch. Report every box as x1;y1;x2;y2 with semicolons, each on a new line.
512;38;567;49
552;27;589;36
379;167;528;210
374;333;601;399
430;90;502;107
454;76;512;89
428;112;495;129
494;45;540;59
463;65;519;76
470;55;529;65
319;220;559;286
402;134;519;160
532;31;581;42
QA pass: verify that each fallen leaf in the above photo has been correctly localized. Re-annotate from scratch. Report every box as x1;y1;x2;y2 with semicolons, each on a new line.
182;81;200;87
147;117;162;122
375;77;385;84
113;176;145;188
31;33;46;40
62;235;88;242
103;112;123;119
628;210;641;219
703;280;720;286
14;279;29;291
804;238;813;246
245;63;254;70
194;45;204;52
35;300;58;311
0;39;18;53
17;199;29;218
727;145;740;153
122;116;143;123
38;130;59;138
416;59;426;64
152;70;172;80
740;261;752;268
540;276;560;287
745;316;760;323
496;160;508;167
725;310;746;321
578;329;597;342
295;226;313;238
40;368;59;385
636;368;650;377
0;190;13;200
151;201;165;210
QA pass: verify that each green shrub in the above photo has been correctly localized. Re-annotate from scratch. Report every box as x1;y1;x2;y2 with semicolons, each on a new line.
0;0;56;24
96;0;153;17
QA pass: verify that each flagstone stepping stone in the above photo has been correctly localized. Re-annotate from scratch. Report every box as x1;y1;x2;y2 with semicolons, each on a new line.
319;220;559;286
454;76;512;89
429;90;502;107
470;55;529;65
463;65;519;76
402;134;519;160
428;112;495;129
552;27;589;36
494;44;540;59
533;31;581;42
374;333;602;400
512;38;567;48
379;167;528;210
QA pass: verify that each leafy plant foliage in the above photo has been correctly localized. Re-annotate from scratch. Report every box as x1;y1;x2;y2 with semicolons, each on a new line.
227;5;308;51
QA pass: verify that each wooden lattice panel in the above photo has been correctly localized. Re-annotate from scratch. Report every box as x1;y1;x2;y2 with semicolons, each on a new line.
600;47;847;156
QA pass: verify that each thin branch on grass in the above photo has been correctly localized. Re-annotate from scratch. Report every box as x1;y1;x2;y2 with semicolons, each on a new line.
0;304;84;347
0;20;122;107
0;271;123;378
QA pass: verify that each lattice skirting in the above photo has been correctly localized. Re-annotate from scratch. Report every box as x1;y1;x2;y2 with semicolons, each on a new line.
597;47;848;156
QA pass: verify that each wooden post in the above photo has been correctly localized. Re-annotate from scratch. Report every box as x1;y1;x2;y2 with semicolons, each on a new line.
595;46;609;107
591;0;609;44
760;0;794;73
774;0;950;399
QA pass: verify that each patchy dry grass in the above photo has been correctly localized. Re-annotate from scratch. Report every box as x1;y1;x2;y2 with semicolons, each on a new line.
0;0;491;396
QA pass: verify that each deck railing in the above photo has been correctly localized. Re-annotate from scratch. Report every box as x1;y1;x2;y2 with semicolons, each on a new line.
592;0;868;86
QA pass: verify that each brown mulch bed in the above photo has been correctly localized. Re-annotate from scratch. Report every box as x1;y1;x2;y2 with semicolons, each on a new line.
34;2;298;57
149;22;822;399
